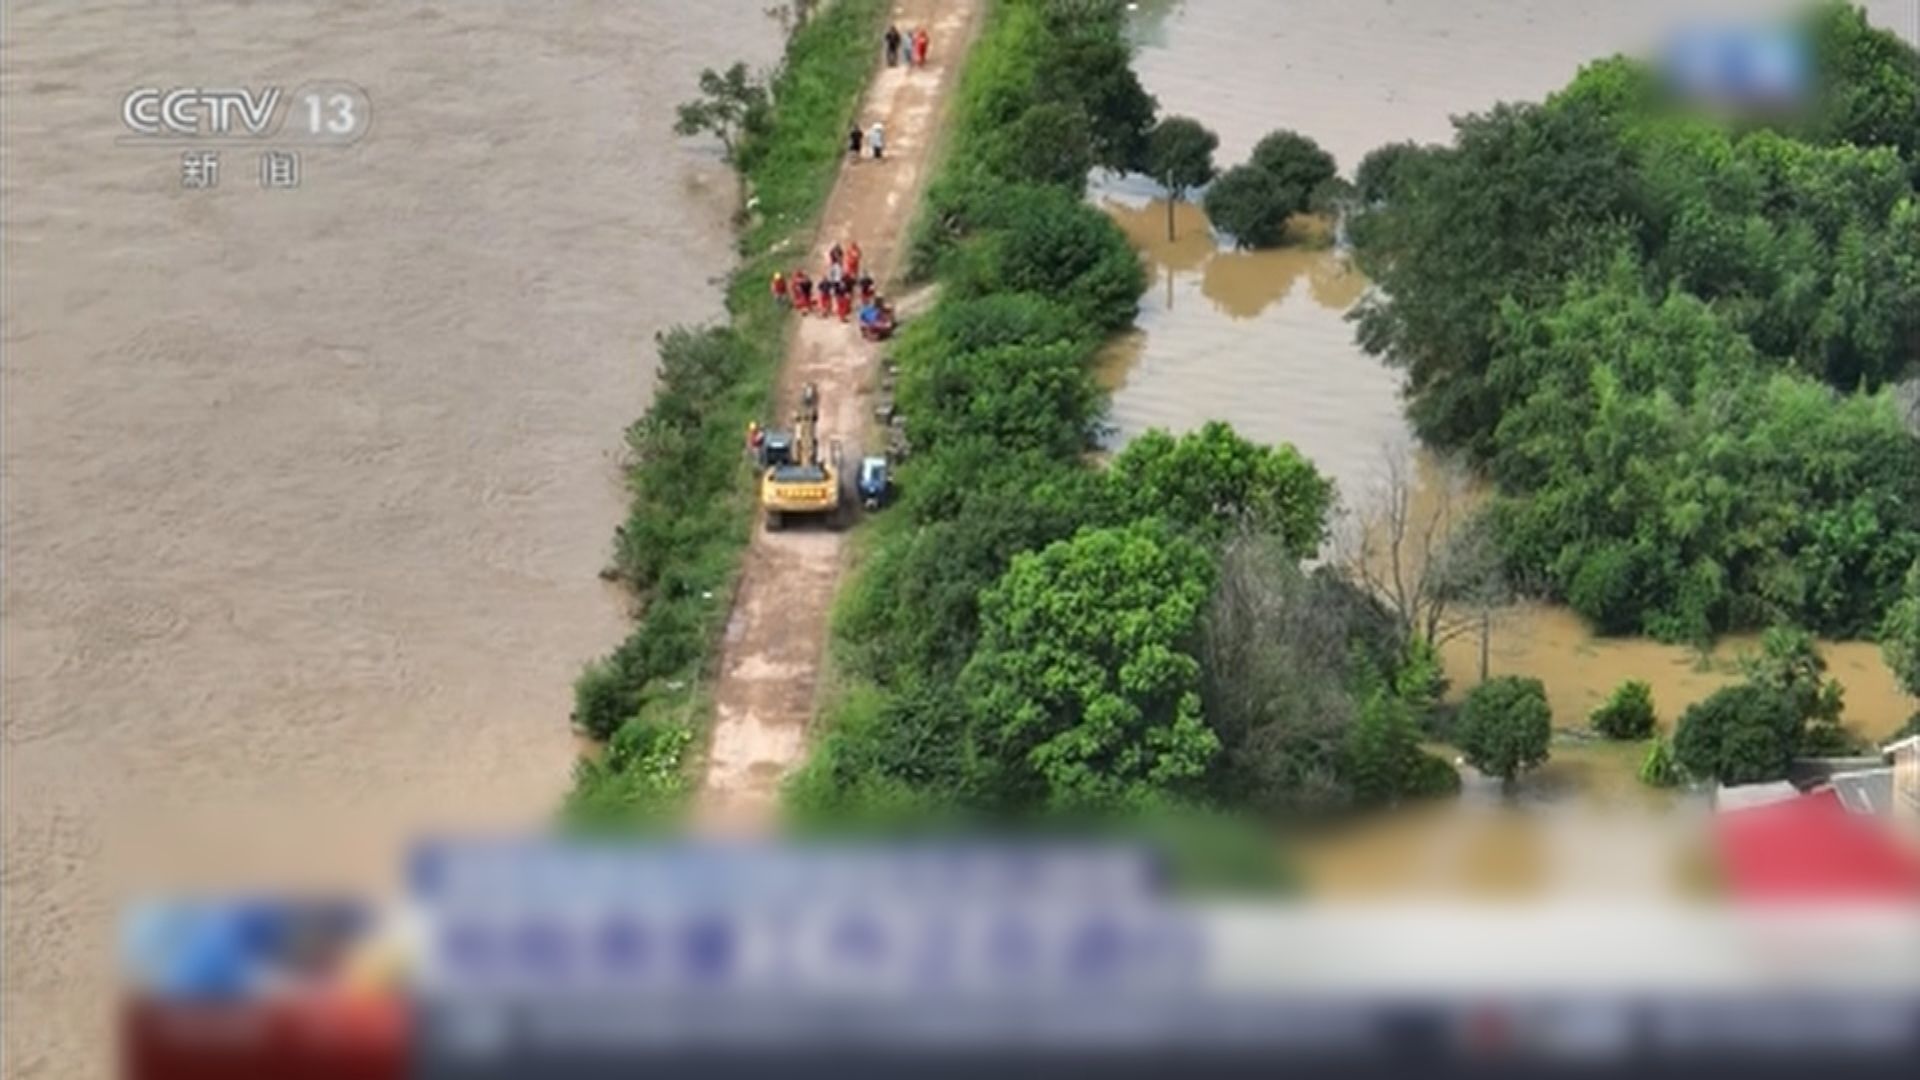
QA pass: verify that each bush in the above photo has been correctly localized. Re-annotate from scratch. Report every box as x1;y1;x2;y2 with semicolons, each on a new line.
896;338;1099;458
1566;542;1650;635
1107;423;1333;551
1248;129;1337;200
1880;559;1920;700
1672;684;1799;785
785;681;969;825
1146;115;1218;197
1638;737;1684;788
1354;141;1427;204
961;521;1219;812
963;185;1146;331
992;102;1097;187
572;657;635;740
1405;751;1463;799
1591;679;1657;740
566;716;695;824
1455;676;1553;784
1203;165;1297;249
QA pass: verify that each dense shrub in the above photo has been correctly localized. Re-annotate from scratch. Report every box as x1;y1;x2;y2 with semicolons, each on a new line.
1638;737;1684;788
1882;560;1920;701
1107;422;1334;552
1455;676;1553;784
991;101;1096;187
1248;129;1337;201
959;522;1218;813
1204;165;1296;249
1591;679;1657;740
1672;684;1800;785
1349;7;1920;640
1354;140;1427;205
567;716;695;823
957;185;1146;331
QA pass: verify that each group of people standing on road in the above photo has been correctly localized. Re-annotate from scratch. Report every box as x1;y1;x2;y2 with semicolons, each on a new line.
884;23;929;68
769;240;874;323
847;119;885;160
768;24;937;320
849;24;929;161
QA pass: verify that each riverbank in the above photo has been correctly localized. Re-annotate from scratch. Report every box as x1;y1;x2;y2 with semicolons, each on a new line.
566;0;889;822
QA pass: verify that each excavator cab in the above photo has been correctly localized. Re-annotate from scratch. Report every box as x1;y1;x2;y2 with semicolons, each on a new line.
759;430;795;468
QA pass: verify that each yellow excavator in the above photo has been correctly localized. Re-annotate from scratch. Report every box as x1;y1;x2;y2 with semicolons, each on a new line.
758;381;843;530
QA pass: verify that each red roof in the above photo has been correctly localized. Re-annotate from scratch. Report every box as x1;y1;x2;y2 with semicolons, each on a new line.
1715;789;1920;903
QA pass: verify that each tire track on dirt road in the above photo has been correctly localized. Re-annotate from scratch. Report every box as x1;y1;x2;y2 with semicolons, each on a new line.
695;0;983;828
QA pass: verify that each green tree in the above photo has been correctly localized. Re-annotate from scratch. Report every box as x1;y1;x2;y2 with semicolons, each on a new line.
962;522;1219;812
672;62;770;165
1350;100;1643;452
1738;627;1854;754
1203;165;1297;249
1591;679;1657;740
1672;684;1800;785
1480;269;1920;641
1354;141;1428;204
1037;0;1158;172
1803;1;1920;158
1107;422;1334;553
837;447;1110;683
1146;115;1219;241
995;102;1097;188
965;185;1146;331
1881;560;1920;702
1199;538;1405;817
1247;129;1337;205
1344;688;1449;807
897;338;1099;458
1455;676;1553;785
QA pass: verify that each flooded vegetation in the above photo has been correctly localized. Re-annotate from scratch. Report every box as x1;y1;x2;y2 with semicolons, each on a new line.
1105;0;1920;898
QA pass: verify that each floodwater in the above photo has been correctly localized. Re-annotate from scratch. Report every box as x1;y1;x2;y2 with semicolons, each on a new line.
1;1;778;1074
1109;0;1920;897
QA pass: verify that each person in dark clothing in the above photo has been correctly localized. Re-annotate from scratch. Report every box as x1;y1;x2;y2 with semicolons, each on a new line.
884;24;902;66
848;124;863;157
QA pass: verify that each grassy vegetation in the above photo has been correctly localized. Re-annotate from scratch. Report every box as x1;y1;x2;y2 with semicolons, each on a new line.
566;0;887;825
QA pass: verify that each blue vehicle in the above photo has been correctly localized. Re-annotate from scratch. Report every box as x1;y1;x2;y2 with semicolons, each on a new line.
857;455;891;511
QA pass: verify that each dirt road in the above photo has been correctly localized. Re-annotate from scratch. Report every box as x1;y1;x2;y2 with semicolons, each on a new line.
696;0;982;827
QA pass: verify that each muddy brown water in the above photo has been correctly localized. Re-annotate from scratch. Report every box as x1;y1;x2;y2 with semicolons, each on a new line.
1;2;781;1074
1109;0;1920;898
